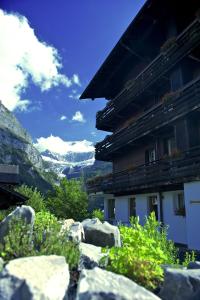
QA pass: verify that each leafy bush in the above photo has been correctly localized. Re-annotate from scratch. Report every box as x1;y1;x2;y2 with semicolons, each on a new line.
92;209;104;222
104;213;178;290
16;185;47;212
46;178;88;221
0;213;79;269
0;208;15;222
182;250;196;267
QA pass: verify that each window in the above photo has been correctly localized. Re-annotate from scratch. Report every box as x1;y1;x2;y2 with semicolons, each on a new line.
174;193;186;216
148;195;158;220
108;199;115;219
145;148;156;164
163;137;176;156
129;198;136;218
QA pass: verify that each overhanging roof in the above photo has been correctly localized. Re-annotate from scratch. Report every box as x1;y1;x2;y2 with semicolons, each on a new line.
80;0;199;100
80;0;153;100
0;185;28;209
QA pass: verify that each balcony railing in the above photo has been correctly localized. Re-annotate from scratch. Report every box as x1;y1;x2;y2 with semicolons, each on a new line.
96;76;200;160
87;146;200;194
0;164;19;184
96;18;200;129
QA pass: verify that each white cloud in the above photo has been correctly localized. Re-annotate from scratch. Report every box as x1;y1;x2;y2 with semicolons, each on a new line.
72;111;85;123
0;9;81;111
69;93;81;100
91;131;97;137
72;74;81;86
60;115;67;121
34;135;94;155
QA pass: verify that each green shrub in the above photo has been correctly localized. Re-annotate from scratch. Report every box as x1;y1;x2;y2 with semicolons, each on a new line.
92;209;104;221
0;208;15;222
104;213;178;290
0;214;79;270
46;178;88;221
182;250;196;267
16;185;47;212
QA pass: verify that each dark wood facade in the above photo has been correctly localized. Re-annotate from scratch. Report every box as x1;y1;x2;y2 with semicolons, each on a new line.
81;0;200;196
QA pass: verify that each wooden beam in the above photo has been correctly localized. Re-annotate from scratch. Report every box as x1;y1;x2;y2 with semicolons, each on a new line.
189;54;200;63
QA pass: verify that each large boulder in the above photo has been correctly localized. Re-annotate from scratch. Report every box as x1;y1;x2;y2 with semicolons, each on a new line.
82;218;121;247
78;242;105;270
187;261;200;270
68;222;85;244
0;205;35;244
0;255;69;300
60;219;75;235
76;267;160;300
159;268;200;300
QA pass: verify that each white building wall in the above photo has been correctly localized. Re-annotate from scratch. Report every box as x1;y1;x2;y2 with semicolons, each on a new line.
115;196;130;225
135;194;149;225
184;181;200;250
135;193;160;225
162;191;187;245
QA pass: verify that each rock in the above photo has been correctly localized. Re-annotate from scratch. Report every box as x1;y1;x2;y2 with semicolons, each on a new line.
82;218;121;247
0;255;69;300
161;264;186;272
76;267;160;300
78;242;106;270
68;222;85;243
187;261;200;269
60;219;75;235
159;268;200;300
82;218;102;227
0;205;35;244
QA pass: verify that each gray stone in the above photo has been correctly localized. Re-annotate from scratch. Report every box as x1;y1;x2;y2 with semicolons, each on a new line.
0;205;35;244
82;218;102;227
0;255;69;300
82;219;121;247
60;219;75;235
187;261;200;269
76;267;160;300
78;242;106;270
68;222;85;243
159;268;200;300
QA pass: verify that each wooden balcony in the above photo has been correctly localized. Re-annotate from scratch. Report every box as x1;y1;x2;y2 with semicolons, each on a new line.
96;18;200;130
96;76;200;161
87;147;200;194
0;164;19;185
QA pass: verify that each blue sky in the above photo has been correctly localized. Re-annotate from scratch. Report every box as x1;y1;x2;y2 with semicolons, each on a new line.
0;0;145;154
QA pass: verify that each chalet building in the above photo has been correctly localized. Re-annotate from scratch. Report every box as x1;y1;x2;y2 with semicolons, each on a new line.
80;0;200;250
0;164;27;209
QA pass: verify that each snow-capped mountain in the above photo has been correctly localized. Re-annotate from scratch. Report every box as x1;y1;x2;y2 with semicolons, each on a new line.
41;149;95;177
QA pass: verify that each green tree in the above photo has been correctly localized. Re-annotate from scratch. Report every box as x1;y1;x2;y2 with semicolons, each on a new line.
46;178;88;220
16;185;46;212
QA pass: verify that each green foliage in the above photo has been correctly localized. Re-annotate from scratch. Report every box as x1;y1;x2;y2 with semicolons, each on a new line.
182;251;196;267
92;209;104;222
46;178;88;221
0;214;79;269
16;185;46;212
0;208;15;222
104;213;178;290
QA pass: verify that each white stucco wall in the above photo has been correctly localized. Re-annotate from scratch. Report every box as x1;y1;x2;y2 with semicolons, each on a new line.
135;193;160;225
162;191;187;245
184;181;200;250
135;194;148;225
115;196;130;225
